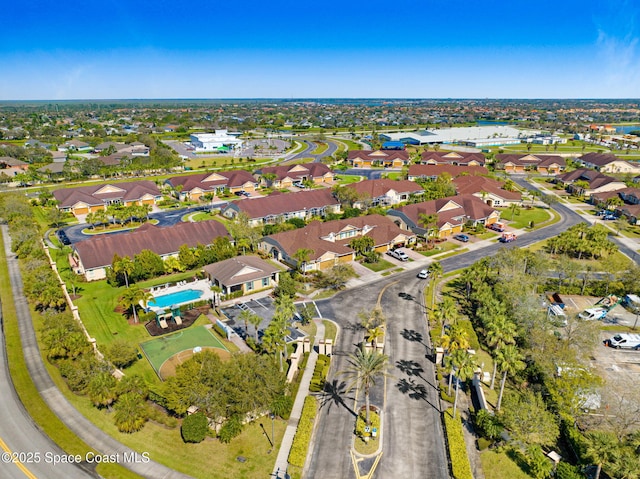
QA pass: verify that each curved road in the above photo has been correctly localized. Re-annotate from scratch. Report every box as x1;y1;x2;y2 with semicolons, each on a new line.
2;225;193;479
292;139;338;162
0;308;96;479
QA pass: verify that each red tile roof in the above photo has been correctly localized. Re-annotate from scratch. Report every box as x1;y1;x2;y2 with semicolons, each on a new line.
495;153;566;168
264;214;413;260
346;179;424;198
347;150;409;162
74;220;230;270
53;181;161;208
167;170;257;192
420;151;486;166
389;194;498;229
225;189;340;219
408;164;488;178
258;162;333;181
453;176;522;201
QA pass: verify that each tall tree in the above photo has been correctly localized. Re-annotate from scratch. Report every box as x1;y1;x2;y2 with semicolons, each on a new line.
496;344;525;411
585;431;618;479
292;248;314;276
339;345;389;425
448;349;478;418
113;255;134;288
119;285;150;324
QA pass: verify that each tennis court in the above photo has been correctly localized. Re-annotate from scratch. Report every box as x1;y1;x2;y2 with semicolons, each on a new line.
140;325;229;379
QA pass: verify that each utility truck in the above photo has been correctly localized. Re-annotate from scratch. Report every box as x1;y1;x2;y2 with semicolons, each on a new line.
606;333;640;350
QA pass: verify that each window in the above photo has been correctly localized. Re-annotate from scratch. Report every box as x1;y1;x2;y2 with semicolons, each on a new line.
262;277;269;287
246;281;254;291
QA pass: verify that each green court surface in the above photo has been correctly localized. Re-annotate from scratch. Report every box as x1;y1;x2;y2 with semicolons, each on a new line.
140;325;228;375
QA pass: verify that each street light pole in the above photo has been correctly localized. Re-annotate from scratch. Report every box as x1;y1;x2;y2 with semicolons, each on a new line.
270;413;275;448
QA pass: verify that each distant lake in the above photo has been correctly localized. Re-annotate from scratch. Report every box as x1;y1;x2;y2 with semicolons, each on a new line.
616;125;640;134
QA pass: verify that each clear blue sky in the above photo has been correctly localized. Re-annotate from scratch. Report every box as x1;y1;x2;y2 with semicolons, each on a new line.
1;0;639;100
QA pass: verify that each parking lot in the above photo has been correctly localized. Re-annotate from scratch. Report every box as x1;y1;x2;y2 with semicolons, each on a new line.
220;296;318;342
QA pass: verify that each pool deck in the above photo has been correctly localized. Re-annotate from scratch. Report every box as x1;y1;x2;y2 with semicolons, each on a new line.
146;279;213;311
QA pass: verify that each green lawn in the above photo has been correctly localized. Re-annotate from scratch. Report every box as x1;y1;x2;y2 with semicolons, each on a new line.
334;174;362;185
311;142;329;155
361;258;394;272
499;207;551;229
323;320;338;342
419;242;460;257
480;450;530;479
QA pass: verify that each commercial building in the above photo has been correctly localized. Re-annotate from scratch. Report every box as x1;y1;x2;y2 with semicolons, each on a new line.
189;130;243;152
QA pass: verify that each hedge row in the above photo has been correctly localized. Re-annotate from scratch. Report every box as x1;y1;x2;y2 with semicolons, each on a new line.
443;410;473;479
288;396;317;467
309;354;330;393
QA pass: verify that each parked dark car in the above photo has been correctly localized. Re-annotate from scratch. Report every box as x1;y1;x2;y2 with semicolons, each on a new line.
453;234;470;242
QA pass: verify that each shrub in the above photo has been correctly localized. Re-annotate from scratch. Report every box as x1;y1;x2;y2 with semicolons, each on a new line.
443;410;473;479
270;394;293;420
555;462;582;479
355;410;380;439
104;338;139;369
440;389;455;403
477;437;492;451
213;322;227;339
181;412;209;443
288;396;317;467
147;406;178;428
474;409;503;440
309;355;330;393
114;392;148;433
218;415;243;444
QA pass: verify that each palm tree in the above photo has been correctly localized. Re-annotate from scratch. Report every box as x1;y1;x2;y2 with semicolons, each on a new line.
119;285;149;324
484;314;517;389
340;345;389;425
240;309;261;338
441;324;470;395
585;431;618;479
293;248;314;277
365;326;384;351
114;392;148;433
113;256;134;288
418;213;439;247
438;296;458;335
610;450;640;479
86;371;117;408
495;344;525;411
446;349;478;418
248;311;263;342
428;261;443;307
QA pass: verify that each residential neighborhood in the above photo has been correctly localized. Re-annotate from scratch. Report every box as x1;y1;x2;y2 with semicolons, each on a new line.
1;97;640;479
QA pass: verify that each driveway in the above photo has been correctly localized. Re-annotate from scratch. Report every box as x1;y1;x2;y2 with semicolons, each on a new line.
307;275;447;479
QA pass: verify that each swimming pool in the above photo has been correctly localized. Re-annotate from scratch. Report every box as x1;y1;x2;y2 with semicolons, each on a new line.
149;289;204;309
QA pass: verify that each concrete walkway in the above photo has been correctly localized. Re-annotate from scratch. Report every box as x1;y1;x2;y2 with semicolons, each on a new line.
271;319;325;479
1;225;193;479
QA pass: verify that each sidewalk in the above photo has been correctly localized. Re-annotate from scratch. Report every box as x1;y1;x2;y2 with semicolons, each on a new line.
271;319;325;479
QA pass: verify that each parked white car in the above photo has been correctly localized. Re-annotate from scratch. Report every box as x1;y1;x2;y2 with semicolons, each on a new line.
387;248;409;262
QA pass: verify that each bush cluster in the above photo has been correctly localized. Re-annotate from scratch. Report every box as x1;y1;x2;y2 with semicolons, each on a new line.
309;354;330;393
288;396;317;467
181;412;209;443
443;410;473;479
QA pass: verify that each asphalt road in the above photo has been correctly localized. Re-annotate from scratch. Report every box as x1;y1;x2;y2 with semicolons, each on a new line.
292;139;338;162
0;307;96;479
304;187;589;479
307;275;447;479
2;225;193;479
